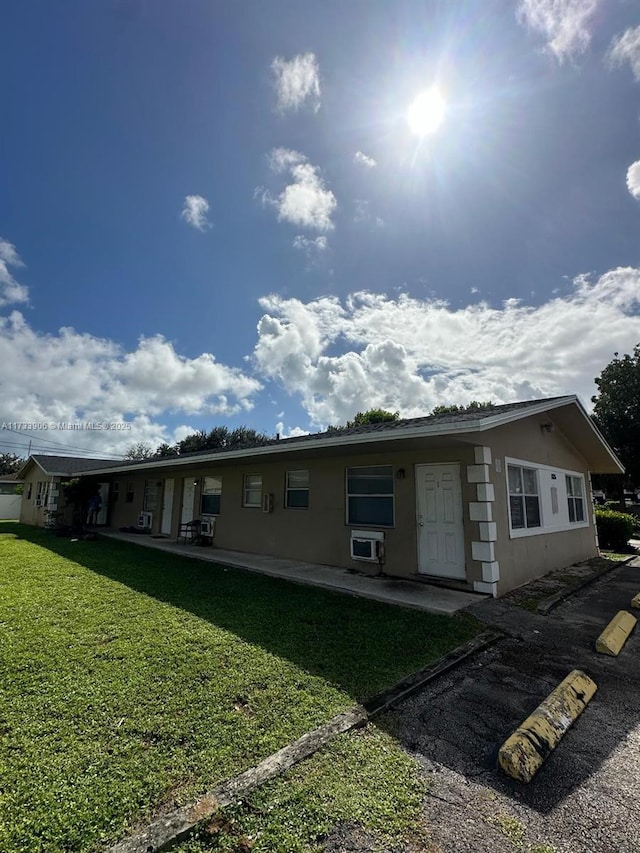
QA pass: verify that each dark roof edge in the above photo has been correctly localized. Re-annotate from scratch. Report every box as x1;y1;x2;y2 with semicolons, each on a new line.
79;395;605;476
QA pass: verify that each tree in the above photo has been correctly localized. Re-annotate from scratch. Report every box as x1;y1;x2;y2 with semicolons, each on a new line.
346;409;400;428
592;344;640;487
123;442;155;461
326;409;400;433
173;425;272;456
154;443;179;458
0;453;25;475
431;401;494;416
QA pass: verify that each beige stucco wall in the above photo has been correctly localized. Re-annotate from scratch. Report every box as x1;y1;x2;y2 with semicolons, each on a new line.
481;414;598;595
18;410;602;598
18;466;71;527
105;445;481;585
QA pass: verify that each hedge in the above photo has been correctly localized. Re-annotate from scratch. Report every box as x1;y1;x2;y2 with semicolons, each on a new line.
595;508;635;551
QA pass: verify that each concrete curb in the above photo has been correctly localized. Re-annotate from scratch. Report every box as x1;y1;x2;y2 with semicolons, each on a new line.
595;610;637;656
107;707;368;853
106;631;498;852
498;669;597;783
364;630;502;716
536;556;637;615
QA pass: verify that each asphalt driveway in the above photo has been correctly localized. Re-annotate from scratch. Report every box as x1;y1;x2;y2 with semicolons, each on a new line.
385;559;640;853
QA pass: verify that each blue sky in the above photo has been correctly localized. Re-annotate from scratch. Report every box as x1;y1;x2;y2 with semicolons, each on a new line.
1;0;639;459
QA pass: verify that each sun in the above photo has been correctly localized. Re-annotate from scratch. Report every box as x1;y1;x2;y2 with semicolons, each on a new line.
407;88;446;136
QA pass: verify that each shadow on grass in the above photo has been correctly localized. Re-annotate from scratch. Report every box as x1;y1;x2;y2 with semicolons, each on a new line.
2;523;480;701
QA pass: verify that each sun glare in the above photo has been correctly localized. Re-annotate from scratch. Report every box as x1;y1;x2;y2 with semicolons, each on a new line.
407;88;445;136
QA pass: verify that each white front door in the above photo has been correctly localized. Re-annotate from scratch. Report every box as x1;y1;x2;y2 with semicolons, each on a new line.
97;483;109;526
416;463;465;579
181;478;195;526
161;479;175;535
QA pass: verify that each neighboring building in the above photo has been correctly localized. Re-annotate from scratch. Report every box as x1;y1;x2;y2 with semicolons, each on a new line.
0;473;22;520
16;455;123;528
16;396;624;598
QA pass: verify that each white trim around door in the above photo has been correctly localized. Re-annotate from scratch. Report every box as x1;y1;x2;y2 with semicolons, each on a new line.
161;478;175;535
416;463;466;580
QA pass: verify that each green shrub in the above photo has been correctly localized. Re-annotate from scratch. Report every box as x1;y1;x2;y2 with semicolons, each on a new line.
595;509;635;550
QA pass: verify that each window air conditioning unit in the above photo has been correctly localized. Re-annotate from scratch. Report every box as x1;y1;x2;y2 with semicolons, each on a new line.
350;530;384;563
200;517;215;537
262;493;274;514
137;511;153;529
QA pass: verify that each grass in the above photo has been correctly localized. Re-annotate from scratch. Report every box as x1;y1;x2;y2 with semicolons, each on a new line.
173;725;431;853
0;524;480;852
600;550;636;562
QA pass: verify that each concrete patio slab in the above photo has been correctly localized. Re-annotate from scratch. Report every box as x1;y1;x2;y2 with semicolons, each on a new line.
100;530;485;615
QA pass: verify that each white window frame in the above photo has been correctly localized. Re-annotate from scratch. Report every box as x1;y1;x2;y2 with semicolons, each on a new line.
505;457;589;539
243;473;262;508
566;475;585;524
143;480;160;512
346;465;395;528
285;470;309;509
202;476;222;515
507;463;542;534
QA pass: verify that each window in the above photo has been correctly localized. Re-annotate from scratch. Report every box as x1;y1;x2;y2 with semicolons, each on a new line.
285;470;309;508
125;481;135;503
566;475;585;523
347;465;394;527
36;481;49;506
243;474;262;508
202;476;222;515
508;465;541;530
143;481;160;512
26;482;32;500
112;482;120;501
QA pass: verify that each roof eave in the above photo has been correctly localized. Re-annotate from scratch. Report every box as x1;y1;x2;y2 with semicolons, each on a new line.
18;396;623;478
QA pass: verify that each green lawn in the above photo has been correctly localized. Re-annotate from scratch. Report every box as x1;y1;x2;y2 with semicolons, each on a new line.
0;523;479;852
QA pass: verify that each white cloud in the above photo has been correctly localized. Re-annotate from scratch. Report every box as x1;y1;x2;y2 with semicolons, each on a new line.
608;26;640;81
354;151;376;169
261;148;336;232
517;0;600;62
353;199;384;228
0;237;28;308
275;421;310;438
627;160;640;200
0;312;261;455
0;239;25;268
253;268;640;426
181;195;212;231
293;235;328;260
271;52;321;113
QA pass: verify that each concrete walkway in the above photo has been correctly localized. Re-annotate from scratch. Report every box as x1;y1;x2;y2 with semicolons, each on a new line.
100;530;484;616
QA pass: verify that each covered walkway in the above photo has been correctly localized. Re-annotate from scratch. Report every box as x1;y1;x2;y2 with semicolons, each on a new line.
100;530;485;616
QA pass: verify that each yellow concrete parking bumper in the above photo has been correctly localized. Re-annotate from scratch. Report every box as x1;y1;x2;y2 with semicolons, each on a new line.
595;610;637;656
631;593;640;610
498;669;597;783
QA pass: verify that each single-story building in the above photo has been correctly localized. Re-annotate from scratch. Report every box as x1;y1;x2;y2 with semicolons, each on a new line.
16;454;124;528
16;396;623;597
0;473;22;520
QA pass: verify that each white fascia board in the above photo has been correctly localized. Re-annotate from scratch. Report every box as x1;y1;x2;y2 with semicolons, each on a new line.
80;396;593;477
473;396;577;431
80;422;485;476
572;396;624;473
16;457;53;479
